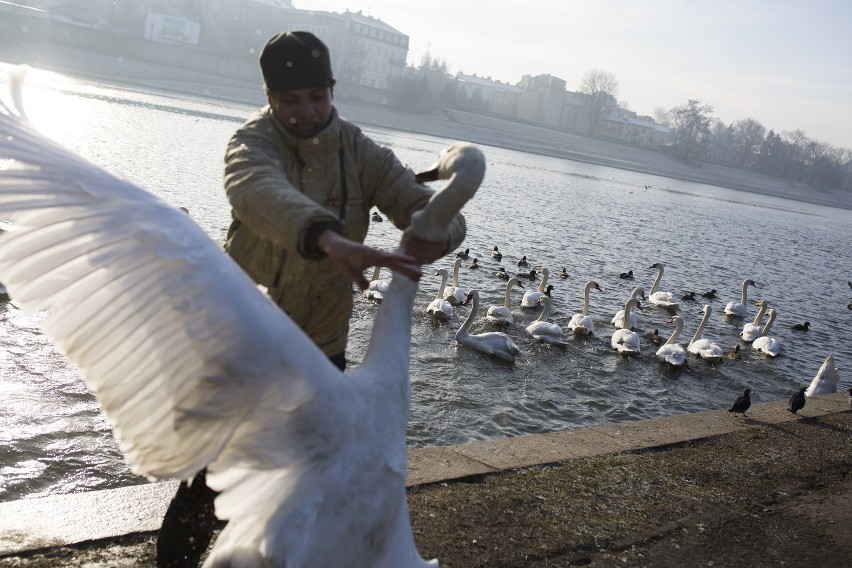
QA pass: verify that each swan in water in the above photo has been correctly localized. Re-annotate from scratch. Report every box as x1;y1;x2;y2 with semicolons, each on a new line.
491;246;502;260
525;296;567;346
739;299;768;342
655;316;687;366
521;267;551;308
751;308;780;357
486;277;524;325
805;353;840;396
456;290;522;362
687;304;724;362
442;256;467;305
427;268;454;320
647;262;680;309
725;278;758;317
364;264;391;303
0;80;484;567
567;280;601;335
611;298;642;355
611;286;645;329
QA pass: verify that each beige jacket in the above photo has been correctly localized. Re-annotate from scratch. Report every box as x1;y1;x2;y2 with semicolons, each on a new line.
223;106;466;356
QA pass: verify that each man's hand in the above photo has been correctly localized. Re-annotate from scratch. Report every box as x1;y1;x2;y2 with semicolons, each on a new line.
318;230;422;289
404;235;449;265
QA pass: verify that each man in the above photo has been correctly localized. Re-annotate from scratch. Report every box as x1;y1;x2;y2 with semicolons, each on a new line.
157;31;466;567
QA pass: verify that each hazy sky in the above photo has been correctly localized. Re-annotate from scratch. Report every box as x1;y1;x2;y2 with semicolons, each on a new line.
298;0;852;151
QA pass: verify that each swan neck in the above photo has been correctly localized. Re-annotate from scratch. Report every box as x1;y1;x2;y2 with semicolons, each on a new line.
537;298;551;321
537;268;549;292
666;319;684;344
359;270;417;384
435;271;448;299
370;265;381;281
621;304;633;330
751;303;767;325
649;266;663;295
459;292;478;334
503;280;513;307
690;310;709;343
582;283;592;315
452;258;461;286
740;281;749;303
760;311;776;336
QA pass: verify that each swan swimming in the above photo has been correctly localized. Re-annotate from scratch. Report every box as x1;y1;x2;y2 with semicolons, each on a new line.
567;280;601;335
521;267;551;308
442;256;468;305
525;296;567;346
611;286;645;329
427;268;455;320
647;262;680;309
364;264;392;303
655;316;687;366
0;76;484;567
456;290;522;362
485;276;524;325
611;298;642;355
751;308;780;357
687;304;724;363
740;299;768;342
805;353;840;396
725;278;757;317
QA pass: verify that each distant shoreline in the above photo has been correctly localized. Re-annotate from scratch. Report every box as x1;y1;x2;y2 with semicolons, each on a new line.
2;43;851;211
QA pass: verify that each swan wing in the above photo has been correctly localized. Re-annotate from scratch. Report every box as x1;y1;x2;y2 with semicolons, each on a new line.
805;354;838;396
0;96;344;481
486;304;512;324
724;301;746;316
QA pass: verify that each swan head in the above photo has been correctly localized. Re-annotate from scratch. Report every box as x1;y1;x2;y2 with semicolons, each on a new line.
744;279;757;288
626;298;643;312
631;287;646;300
435;268;448;278
754;299;767;307
508;277;524;289
648;262;665;270
701;304;713;316
462;290;476;305
589;281;602;292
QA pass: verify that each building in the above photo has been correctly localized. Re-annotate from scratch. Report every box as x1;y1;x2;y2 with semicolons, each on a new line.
454;72;523;113
334;10;408;91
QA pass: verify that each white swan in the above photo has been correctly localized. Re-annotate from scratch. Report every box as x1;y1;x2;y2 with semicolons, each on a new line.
611;286;645;329
363;264;391;303
751;308;780;357
739;299;768;342
485;276;524;325
805;353;840;396
568;280;601;335
456;290;522;362
0;81;485;567
521;267;550;307
611;298;642;354
655;316;687;366
442;256;467;305
725;278;757;317
426;268;454;321
647;262;680;309
525;296;567;346
687;304;724;362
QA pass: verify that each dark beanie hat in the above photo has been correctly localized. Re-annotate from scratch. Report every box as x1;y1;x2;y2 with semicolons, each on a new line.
260;31;335;93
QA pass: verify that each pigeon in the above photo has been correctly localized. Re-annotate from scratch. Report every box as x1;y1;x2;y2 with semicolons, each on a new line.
729;388;752;416
787;387;806;414
791;321;811;331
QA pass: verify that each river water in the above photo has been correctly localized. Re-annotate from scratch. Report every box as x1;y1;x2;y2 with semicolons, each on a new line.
1;64;850;503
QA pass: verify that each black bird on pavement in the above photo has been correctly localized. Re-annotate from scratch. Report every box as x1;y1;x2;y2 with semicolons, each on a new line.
729;388;751;416
788;387;807;414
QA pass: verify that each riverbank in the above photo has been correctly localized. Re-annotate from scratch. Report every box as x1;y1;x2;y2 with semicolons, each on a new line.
2;43;851;210
1;393;849;567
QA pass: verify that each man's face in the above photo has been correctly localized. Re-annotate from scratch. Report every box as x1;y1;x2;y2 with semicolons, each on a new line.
268;86;333;138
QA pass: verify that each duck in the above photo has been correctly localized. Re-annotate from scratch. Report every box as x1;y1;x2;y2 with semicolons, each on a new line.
491;246;502;260
558;267;569;279
371;211;383;222
567;280;602;335
701;289;717;299
427;268;455;320
517;269;537;281
521;267;551;308
805;353;840;396
649;329;663;345
456;290;522;363
647;262;679;309
467;258;479;269
363;265;391;303
486;277;524;325
791;321;811;331
751;308;780;357
611;298;642;355
619;270;634;280
516;255;528;267
456;248;470;259
525;296;567;346
727;345;741;360
0;87;485;567
740;299;769;342
494;266;510;280
724;278;758;317
687;304;724;363
442;257;468;306
655;316;687;366
681;291;696;301
611;287;645;329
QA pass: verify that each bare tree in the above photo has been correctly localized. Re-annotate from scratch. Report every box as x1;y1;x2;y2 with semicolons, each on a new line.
732;118;766;169
782;129;808;181
653;107;673;128
578;69;619;136
671;99;714;159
